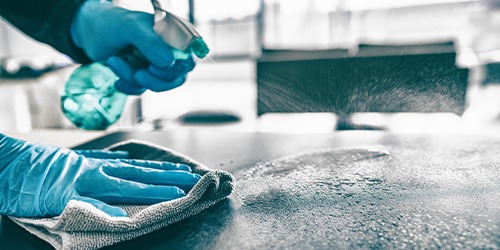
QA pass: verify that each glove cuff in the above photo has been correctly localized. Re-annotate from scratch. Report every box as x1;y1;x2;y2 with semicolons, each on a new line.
70;0;114;61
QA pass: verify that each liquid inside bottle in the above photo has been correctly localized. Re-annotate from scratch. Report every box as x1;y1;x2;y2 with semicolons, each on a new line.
61;62;127;130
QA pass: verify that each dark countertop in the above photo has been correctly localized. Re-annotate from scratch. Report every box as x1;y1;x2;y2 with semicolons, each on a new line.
1;130;499;249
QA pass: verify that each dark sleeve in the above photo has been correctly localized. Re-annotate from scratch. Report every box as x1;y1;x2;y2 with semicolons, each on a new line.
0;0;92;63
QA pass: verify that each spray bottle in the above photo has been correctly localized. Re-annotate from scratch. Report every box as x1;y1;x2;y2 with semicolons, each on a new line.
61;0;209;130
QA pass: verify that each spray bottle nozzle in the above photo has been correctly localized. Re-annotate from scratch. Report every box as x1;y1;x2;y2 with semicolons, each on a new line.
116;0;210;69
151;0;209;59
189;38;209;59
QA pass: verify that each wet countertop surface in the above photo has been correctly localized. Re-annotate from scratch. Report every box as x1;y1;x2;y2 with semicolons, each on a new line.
1;130;499;249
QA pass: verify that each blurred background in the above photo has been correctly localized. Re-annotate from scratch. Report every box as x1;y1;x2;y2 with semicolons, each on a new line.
3;0;500;144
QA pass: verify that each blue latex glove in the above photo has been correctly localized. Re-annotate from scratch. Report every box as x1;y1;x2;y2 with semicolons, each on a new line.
0;134;201;218
73;149;130;159
70;0;195;95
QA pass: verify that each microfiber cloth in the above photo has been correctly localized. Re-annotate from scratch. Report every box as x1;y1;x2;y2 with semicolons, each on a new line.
9;140;235;250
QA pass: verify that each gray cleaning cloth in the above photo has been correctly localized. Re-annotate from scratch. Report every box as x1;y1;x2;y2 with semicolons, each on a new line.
9;140;235;250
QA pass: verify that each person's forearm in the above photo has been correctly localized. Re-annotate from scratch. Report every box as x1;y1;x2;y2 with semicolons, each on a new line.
0;0;91;63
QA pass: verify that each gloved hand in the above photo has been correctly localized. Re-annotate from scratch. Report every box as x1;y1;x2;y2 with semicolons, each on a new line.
70;0;195;95
73;149;130;159
0;134;201;218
